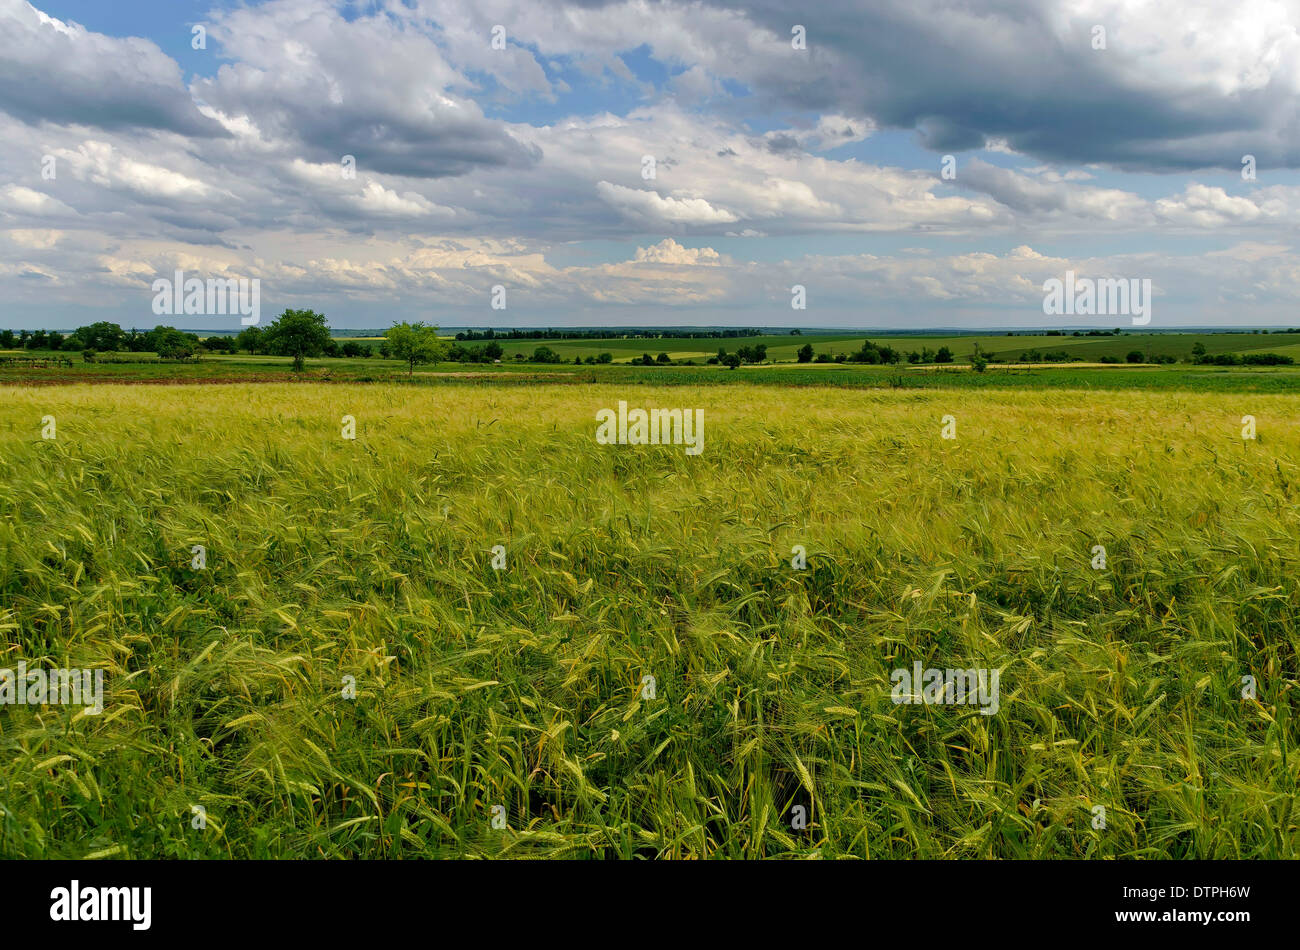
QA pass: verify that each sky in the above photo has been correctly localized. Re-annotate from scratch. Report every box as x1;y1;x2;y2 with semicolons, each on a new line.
2;0;1300;331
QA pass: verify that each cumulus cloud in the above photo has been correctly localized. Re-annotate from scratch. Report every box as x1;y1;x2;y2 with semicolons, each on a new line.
596;181;740;225
0;0;225;136
190;0;540;179
0;184;74;216
677;0;1300;171
4;0;1300;327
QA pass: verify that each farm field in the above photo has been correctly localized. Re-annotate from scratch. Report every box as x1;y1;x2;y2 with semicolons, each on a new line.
8;349;1300;396
1;380;1296;858
7;328;1300;400
332;330;1300;364
9;329;1300;376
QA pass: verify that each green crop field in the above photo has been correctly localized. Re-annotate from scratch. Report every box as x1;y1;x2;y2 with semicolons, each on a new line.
322;329;1300;364
448;330;1300;364
1;378;1297;858
8;328;1300;392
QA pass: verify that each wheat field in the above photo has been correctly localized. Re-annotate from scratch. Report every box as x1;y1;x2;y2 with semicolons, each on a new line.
0;381;1296;858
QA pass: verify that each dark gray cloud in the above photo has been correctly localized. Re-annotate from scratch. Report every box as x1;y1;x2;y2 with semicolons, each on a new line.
566;0;1300;172
0;0;227;137
190;1;541;179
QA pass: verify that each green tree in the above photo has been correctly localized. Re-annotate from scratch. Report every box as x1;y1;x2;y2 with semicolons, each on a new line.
150;326;197;361
264;309;331;371
235;326;264;354
384;322;446;377
77;321;127;352
797;343;813;363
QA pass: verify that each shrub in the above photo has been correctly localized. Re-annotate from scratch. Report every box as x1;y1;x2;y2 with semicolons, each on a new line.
1241;352;1295;366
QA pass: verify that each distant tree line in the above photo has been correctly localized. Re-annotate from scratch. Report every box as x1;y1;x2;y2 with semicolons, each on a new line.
1186;341;1293;365
3;313;344;367
789;339;954;366
0;323;210;361
454;327;763;342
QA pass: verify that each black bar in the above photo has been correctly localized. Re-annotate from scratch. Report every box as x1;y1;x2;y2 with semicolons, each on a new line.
2;859;1278;938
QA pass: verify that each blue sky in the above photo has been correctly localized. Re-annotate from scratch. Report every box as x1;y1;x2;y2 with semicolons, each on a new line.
3;0;1300;331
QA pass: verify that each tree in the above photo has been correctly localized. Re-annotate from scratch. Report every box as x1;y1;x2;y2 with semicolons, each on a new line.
235;326;264;354
656;352;672;364
384;322;446;377
150;326;197;361
264;309;331;371
934;346;953;364
77;321;126;352
797;343;813;363
1126;350;1144;363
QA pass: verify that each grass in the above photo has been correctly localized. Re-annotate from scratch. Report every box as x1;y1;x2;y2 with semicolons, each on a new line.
9;346;1300;395
454;330;1300;364
15;329;1300;369
1;380;1297;858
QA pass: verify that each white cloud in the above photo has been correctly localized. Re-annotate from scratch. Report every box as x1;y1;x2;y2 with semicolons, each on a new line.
596;181;740;225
